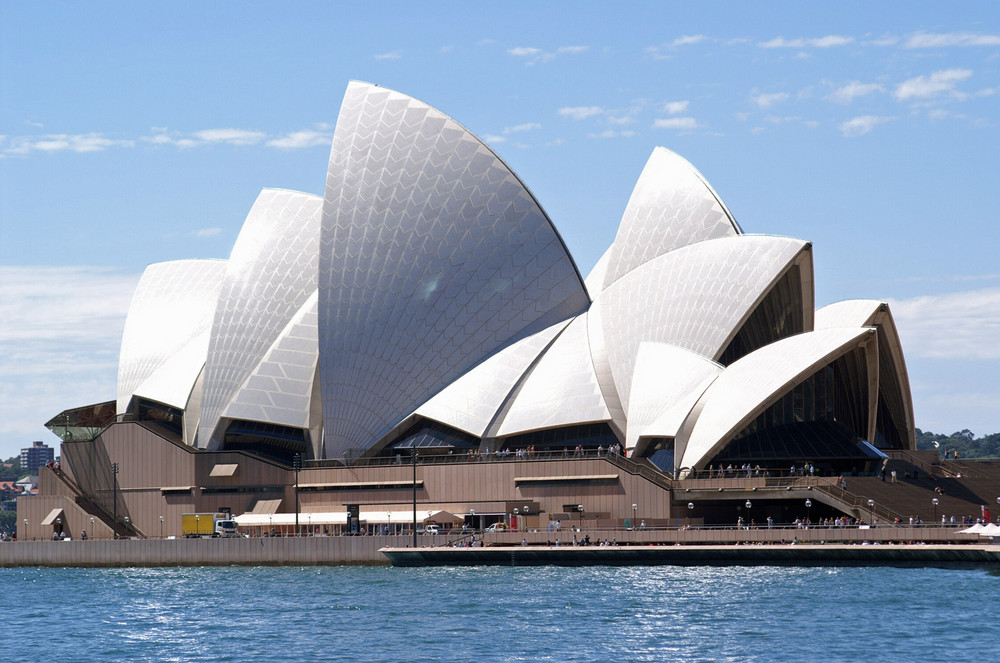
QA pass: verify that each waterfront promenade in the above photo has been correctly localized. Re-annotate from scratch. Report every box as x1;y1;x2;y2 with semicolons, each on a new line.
0;525;991;567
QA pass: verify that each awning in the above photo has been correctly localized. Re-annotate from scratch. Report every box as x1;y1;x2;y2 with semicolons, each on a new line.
40;508;65;526
514;474;619;484
233;509;447;528
160;486;193;493
251;498;283;514
209;463;239;477
298;480;423;489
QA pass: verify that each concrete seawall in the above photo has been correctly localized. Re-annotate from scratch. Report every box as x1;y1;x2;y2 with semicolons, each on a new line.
382;544;1000;569
0;528;994;568
0;536;404;567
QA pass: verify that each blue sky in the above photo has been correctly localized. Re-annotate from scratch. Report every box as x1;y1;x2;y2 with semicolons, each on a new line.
2;2;998;459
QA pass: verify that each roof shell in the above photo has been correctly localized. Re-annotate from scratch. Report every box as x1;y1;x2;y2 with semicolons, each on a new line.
626;342;722;454
414;318;570;438
116;259;227;413
676;326;877;472
597;234;810;412
318;82;589;459
496;314;612;437
198;189;322;447
603;147;740;290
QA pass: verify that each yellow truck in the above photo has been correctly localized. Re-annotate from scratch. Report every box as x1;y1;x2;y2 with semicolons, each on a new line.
181;513;238;538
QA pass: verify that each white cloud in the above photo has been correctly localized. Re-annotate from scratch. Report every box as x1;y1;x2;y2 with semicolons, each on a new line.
4;133;133;155
0;266;139;454
894;69;972;101
508;46;542;57
759;35;854;48
827;81;884;104
662;100;689;115
839;115;892;137
266;130;333;149
374;50;402;60
558;106;604;120
191;228;223;238
645;35;708;59
905;32;1000;48
652;117;698;130
606;115;636;126
194;128;266;145
503;123;541;134
508;45;587;64
890;286;1000;360
752;92;789;109
587;130;635;139
672;35;707;47
482;134;506;144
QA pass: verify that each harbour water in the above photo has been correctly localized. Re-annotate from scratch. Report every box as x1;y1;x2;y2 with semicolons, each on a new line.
7;564;996;662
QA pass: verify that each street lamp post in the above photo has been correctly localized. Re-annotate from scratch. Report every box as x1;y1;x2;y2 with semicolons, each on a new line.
90;517;95;540
470;508;476;533
578;505;584;532
687;502;694;527
23;518;28;541
112;461;119;539
524;505;530;532
932;498;939;525
513;508;519;532
56;517;62;539
867;499;875;526
159;515;164;539
805;499;812;527
632;503;637;530
745;500;752;529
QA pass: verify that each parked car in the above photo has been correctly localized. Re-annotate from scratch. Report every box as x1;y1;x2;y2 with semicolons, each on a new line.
421;525;440;535
484;522;506;532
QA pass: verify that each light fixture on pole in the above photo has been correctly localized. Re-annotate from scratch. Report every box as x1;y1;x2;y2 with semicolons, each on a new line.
932;498;939;524
578;504;584;532
159;515;164;539
513;508;519;532
23;518;28;541
56;517;62;539
805;499;812;526
90;516;95;540
867;499;875;525
745;500;752;528
632;503;637;530
524;505;530;532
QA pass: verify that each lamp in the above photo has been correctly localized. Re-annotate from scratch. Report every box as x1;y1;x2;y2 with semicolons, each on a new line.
805;499;812;526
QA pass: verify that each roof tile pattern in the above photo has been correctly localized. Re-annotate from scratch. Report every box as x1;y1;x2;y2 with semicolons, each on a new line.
603;147;740;290
318;82;589;459
117;259;227;413
198;189;322;447
497;314;612;436
598;235;808;411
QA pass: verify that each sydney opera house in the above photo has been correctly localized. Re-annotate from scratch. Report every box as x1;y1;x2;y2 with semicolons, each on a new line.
21;82;916;541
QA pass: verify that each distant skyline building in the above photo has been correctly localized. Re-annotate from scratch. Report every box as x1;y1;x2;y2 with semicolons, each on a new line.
20;440;54;473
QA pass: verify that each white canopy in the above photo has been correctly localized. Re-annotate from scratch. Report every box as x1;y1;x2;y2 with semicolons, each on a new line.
233;509;456;528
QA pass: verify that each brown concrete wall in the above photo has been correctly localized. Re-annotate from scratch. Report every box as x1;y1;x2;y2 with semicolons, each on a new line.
0;535;406;567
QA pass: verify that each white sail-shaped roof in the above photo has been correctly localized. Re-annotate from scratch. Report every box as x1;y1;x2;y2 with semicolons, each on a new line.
414;318;570;438
497;314;612;437
318;81;589;460
117;259;227;414
220;292;319;432
198;189;322;448
676;327;877;471
817;299;915;448
598;235;810;411
603;147;741;289
626;343;722;455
